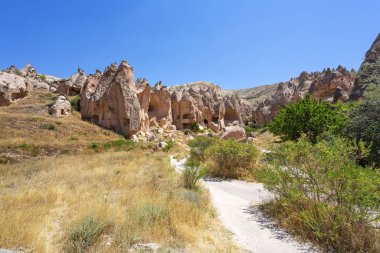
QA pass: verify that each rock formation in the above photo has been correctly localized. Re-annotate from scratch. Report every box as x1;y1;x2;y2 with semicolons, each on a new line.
169;82;243;131
0;64;50;106
48;95;71;117
81;61;143;137
350;33;380;99
52;67;87;96
243;66;356;125
80;61;244;139
0;72;33;106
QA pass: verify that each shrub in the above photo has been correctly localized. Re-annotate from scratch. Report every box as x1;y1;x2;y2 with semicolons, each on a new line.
268;95;346;143
187;136;218;164
190;122;201;132
70;96;81;112
255;137;380;252
182;162;205;189
65;216;108;253
205;139;259;178
40;123;57;131
136;202;168;227
40;74;47;82
244;126;255;137
162;140;174;152
344;86;380;166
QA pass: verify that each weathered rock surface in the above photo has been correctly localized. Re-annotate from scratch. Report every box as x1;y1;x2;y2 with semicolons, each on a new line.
350;33;380;99
0;72;32;106
48;95;71;117
0;64;52;106
53;67;87;96
240;66;356;125
221;125;246;140
169;82;243;131
81;61;143;137
80;62;245;138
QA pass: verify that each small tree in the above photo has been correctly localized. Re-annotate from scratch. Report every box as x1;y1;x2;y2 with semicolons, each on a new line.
344;85;380;166
268;96;344;143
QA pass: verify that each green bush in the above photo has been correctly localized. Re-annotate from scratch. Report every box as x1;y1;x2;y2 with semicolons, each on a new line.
268;95;346;143
40;123;57;131
182;162;206;189
187;136;218;163
190;122;201;132
40;74;47;82
70;96;81;112
244;126;255;137
255;137;380;252
344;86;380;167
162;140;174;152
136;202;168;227
205;139;260;178
65;216;108;253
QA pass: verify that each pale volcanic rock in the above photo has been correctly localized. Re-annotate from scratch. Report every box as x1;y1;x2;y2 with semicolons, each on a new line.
0;72;33;106
221;125;246;141
54;67;87;96
80;60;143;137
249;66;355;125
48;95;71;117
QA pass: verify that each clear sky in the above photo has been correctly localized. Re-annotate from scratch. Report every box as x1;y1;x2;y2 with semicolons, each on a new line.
0;0;379;89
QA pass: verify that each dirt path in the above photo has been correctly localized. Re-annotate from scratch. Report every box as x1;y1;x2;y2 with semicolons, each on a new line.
170;157;317;253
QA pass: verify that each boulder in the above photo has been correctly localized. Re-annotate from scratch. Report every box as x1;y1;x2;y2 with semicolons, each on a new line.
55;67;87;96
48;95;71;117
0;72;33;106
221;125;246;141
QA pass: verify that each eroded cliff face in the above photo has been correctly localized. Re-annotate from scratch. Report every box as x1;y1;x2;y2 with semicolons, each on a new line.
80;62;243;138
242;66;356;125
81;61;142;137
0;64;50;106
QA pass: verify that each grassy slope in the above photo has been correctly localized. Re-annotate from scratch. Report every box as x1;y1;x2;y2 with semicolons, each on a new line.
0;91;124;163
0;92;238;252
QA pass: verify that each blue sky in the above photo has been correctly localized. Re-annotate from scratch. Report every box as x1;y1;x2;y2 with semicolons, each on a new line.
0;0;378;89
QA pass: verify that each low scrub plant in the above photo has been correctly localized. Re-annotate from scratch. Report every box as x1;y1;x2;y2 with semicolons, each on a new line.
205;139;260;178
65;216;108;253
187;136;218;163
162;140;174;152
70;96;81;112
255;137;380;252
182;162;206;189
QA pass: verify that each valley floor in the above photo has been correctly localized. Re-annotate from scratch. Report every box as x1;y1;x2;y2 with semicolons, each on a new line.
171;157;318;253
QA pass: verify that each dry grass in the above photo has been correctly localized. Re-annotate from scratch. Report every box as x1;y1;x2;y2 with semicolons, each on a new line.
252;129;280;150
0;91;124;163
0;91;239;252
0;150;238;252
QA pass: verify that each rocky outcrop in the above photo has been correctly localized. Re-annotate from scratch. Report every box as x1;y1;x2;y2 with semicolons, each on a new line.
350;33;380;99
246;66;355;125
48;95;71;117
81;61;143;137
53;67;87;96
0;64;51;106
169;82;243;131
0;72;33;106
80;61;245;138
221;125;246;140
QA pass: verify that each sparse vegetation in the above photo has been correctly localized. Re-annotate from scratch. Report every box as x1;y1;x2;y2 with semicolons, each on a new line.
182;162;205;189
162;140;174;152
65;216;108;253
70;95;81;112
255;137;380;253
0;150;237;252
40;74;47;82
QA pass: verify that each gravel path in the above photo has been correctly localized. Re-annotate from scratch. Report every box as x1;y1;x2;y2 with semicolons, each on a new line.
170;157;317;253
